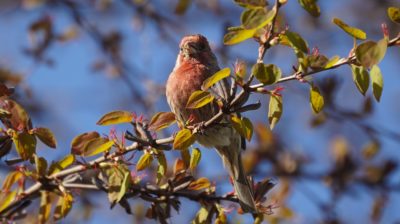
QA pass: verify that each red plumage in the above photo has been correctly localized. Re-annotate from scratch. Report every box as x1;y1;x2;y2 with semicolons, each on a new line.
166;34;256;213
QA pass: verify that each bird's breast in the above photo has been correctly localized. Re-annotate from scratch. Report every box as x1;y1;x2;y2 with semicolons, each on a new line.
166;62;217;124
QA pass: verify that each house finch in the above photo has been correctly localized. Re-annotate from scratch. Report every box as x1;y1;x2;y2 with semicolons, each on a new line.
166;34;256;213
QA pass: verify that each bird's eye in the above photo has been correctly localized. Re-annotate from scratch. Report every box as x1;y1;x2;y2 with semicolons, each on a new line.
198;43;206;50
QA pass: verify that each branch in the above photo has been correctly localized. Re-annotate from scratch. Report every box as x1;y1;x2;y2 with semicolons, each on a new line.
251;34;400;89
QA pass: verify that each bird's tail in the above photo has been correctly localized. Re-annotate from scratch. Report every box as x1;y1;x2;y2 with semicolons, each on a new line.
216;144;256;213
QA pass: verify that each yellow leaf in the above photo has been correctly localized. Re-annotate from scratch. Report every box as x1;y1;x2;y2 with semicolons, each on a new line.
333;18;366;40
136;152;153;171
48;154;75;175
189;148;201;170
174;0;191;15
284;31;309;54
351;65;369;96
223;28;256;45
252;63;282;85
388;7;400;23
148;112;176;131
13;132;36;160
309;84;324;114
173;129;195;150
202;68;231;91
70;131;99;155
156;152;167;184
83;138;114;157
2;171;23;191
325;55;340;68
241;7;276;29
231;116;253;141
186;90;215;109
54;193;73;220
355;39;387;68
362;141;380;160
370;65;383;102
188;177;210;190
0;191;17;213
33;127;57;148
38;191;51;224
268;95;283;130
298;0;320;17
96;110;133;126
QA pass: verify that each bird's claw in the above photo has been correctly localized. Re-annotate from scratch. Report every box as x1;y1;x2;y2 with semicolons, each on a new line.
193;121;206;135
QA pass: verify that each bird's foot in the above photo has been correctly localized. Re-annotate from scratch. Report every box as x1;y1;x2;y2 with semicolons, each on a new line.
192;121;206;135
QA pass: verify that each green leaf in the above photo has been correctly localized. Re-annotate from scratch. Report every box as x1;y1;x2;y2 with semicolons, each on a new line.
186;90;214;109
83;138;114;157
156;152;167;184
34;155;48;176
370;65;383;102
351;65;370;96
53;193;73;221
223;28;256;45
241;7;276;29
283;31;309;53
309;84;324;114
173;128;195;150
355;39;387;68
0;191;17;213
202;68;231;91
252;63;282;85
388;7;400;23
231;116;253;141
48;154;75;175
268;94;283;130
332;18;367;40
32;127;57;148
136;152;153;171
298;0;320;17
325;55;340;68
233;0;267;9
189;148;201;170
2;171;23;191
116;170;131;202
96;110;133;126
148;112;176;131
13;132;36;160
103;164;131;204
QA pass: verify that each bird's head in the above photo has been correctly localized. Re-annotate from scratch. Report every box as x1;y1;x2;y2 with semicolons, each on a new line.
179;34;212;60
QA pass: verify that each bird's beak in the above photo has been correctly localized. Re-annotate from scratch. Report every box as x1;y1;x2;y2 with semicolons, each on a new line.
182;43;198;57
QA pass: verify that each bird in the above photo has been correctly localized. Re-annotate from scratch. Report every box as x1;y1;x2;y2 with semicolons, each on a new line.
165;34;256;213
